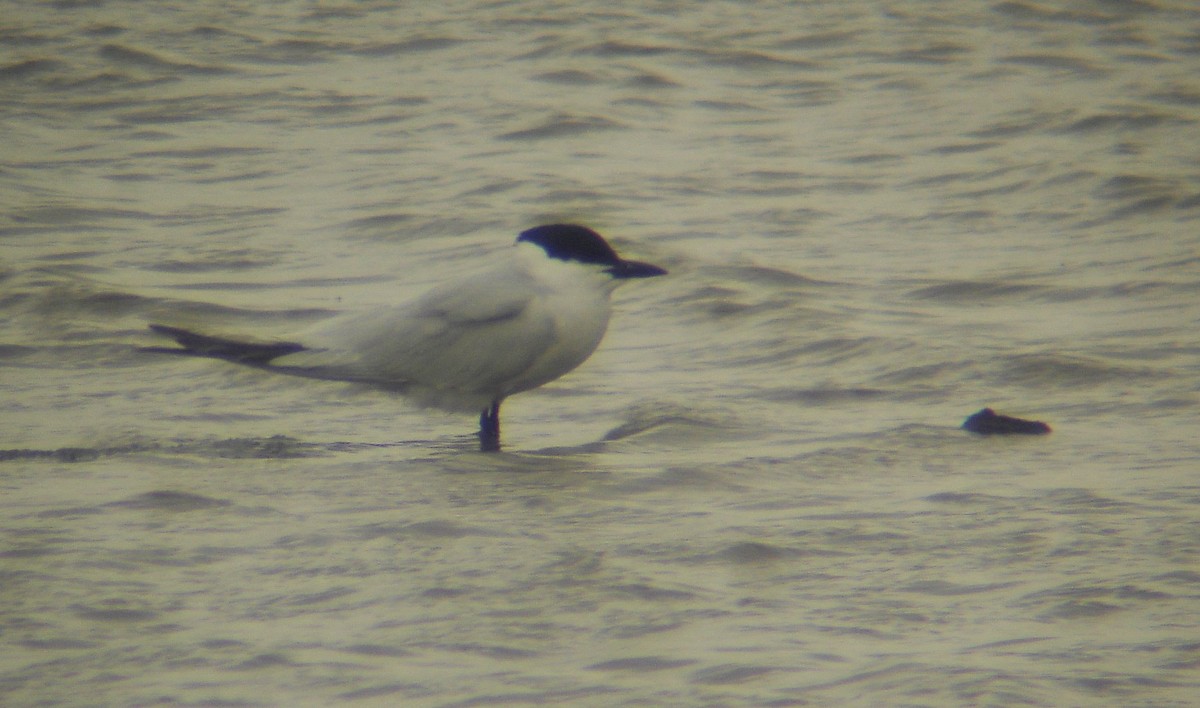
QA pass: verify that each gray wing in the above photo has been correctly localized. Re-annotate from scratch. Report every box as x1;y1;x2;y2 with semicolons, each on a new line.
272;265;557;397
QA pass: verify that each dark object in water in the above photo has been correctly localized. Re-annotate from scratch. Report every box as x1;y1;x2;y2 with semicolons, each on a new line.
962;408;1051;435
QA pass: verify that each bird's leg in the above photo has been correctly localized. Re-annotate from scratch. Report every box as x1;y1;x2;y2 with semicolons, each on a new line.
479;399;501;452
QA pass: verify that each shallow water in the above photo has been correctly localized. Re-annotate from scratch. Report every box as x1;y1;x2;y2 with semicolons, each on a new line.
3;1;1200;705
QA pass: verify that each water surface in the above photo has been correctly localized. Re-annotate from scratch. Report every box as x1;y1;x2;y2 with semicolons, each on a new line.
3;1;1199;705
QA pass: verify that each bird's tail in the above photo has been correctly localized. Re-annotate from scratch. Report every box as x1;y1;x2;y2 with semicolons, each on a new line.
142;324;306;366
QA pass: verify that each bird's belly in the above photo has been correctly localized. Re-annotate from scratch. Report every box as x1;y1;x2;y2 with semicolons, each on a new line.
499;301;610;397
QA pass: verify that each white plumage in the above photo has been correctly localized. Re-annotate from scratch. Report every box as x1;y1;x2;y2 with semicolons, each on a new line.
145;224;666;451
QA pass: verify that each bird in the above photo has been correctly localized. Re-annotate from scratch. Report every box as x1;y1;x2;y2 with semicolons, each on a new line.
142;224;667;451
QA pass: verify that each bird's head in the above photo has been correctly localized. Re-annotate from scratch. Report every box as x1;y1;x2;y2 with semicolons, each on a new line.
517;224;667;280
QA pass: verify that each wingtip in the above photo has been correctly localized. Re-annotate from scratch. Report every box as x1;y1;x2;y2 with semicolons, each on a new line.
148;323;185;337
142;323;304;364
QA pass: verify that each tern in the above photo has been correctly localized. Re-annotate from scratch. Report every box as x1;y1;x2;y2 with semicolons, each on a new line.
143;224;667;451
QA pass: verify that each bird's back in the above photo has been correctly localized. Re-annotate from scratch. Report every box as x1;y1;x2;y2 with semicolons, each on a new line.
269;254;613;409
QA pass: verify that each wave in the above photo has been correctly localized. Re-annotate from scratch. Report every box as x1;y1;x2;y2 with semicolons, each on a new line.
0;436;318;463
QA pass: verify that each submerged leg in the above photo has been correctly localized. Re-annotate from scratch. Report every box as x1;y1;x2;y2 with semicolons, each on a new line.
479;399;501;452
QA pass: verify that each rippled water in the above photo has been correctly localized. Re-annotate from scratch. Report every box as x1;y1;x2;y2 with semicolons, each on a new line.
3;1;1199;705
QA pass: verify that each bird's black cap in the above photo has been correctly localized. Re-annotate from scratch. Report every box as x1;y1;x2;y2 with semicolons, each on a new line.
518;224;621;265
517;224;667;278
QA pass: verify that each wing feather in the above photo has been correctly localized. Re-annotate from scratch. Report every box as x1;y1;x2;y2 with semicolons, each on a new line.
270;262;557;403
